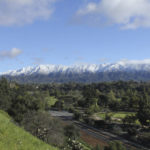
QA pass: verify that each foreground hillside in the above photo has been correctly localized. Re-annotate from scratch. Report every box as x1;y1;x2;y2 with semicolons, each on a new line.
0;110;57;150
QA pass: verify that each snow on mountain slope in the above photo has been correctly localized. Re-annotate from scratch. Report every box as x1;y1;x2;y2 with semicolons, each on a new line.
1;60;150;76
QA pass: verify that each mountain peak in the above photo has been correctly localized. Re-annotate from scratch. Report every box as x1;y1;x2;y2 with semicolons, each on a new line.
1;60;150;77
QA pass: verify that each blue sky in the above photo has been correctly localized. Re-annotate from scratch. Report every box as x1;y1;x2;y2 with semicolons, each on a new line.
1;0;150;72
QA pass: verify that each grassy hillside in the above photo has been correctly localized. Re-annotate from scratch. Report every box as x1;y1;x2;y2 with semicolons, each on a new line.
0;110;58;150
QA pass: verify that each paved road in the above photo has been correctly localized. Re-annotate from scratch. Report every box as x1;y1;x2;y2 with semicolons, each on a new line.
50;111;149;150
50;110;73;117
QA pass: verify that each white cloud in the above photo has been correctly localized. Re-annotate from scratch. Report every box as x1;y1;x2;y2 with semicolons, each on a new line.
76;0;150;29
118;59;150;64
0;0;56;26
0;48;22;59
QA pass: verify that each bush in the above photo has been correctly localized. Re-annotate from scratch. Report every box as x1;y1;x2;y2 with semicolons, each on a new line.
21;111;65;147
93;145;101;150
66;139;83;150
137;133;150;147
122;115;137;125
127;127;138;136
73;111;82;120
112;125;123;135
86;104;100;115
83;116;95;126
68;107;75;113
64;124;80;140
104;141;126;150
53;100;64;110
94;120;106;128
105;113;112;123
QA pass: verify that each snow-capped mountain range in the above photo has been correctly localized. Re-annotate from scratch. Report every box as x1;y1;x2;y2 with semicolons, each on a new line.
1;60;150;76
2;60;150;83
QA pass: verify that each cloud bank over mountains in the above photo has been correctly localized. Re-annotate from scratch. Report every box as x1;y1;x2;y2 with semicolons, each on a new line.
0;0;56;26
77;0;150;29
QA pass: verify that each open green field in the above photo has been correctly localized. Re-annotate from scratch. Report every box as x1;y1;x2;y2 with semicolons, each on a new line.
97;112;136;120
0;110;57;150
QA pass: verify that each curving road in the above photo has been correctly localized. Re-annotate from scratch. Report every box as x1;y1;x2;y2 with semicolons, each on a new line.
50;111;149;150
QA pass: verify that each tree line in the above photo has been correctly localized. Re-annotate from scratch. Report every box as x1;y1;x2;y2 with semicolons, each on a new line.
0;78;149;149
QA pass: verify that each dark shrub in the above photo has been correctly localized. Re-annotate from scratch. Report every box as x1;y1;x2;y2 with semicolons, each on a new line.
73;111;82;120
127;127;138;136
64;124;80;140
104;141;126;150
21;111;65;147
94;120;106;128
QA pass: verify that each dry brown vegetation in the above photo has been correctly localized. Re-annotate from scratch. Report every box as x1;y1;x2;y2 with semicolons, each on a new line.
80;131;108;148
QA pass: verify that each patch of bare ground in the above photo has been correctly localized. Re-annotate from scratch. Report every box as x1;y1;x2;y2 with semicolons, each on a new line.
80;131;108;148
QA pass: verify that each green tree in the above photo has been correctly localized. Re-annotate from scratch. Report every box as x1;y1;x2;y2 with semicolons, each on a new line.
0;78;12;111
108;90;116;102
98;94;109;107
54;100;64;110
9;92;45;122
137;97;150;126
